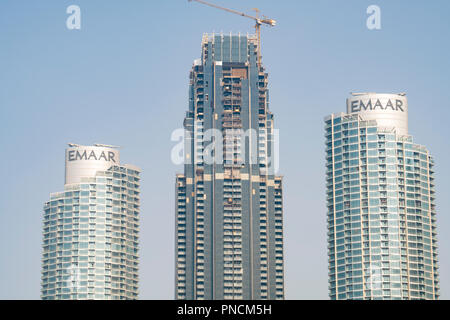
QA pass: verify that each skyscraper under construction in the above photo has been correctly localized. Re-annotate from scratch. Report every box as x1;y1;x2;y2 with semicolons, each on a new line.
175;34;284;300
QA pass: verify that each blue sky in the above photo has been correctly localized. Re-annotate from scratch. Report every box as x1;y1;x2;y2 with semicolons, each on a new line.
0;0;449;299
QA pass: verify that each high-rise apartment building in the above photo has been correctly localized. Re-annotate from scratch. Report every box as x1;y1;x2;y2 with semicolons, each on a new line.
325;93;439;300
41;144;141;300
175;34;284;300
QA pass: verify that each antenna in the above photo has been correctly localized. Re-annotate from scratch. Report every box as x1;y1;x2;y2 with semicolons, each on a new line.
94;144;121;149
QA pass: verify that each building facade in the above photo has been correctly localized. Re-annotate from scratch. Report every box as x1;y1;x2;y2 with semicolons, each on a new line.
41;144;141;300
325;93;439;300
175;34;284;300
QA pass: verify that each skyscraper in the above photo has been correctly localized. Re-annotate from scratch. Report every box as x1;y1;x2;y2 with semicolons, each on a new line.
325;93;439;300
175;34;284;300
41;144;141;300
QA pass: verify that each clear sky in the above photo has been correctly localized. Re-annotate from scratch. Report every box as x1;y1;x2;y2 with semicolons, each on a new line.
0;0;449;300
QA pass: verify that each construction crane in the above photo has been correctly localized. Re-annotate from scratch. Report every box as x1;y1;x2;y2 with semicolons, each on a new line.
188;0;276;67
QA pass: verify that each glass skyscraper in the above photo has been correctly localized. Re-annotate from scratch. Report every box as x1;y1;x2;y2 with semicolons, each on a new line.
325;93;439;300
175;34;284;300
41;144;141;300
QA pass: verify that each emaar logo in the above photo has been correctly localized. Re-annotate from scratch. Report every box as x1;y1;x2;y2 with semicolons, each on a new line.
350;99;405;113
68;149;117;163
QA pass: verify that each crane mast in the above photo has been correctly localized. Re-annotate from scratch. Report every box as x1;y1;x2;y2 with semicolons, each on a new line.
188;0;276;67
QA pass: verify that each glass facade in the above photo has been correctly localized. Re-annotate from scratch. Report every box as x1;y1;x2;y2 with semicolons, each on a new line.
175;34;284;300
325;113;439;300
41;165;140;300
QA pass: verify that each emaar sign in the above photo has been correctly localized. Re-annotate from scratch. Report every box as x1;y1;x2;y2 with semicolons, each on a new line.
350;98;405;113
68;149;117;163
65;145;120;185
346;93;409;136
